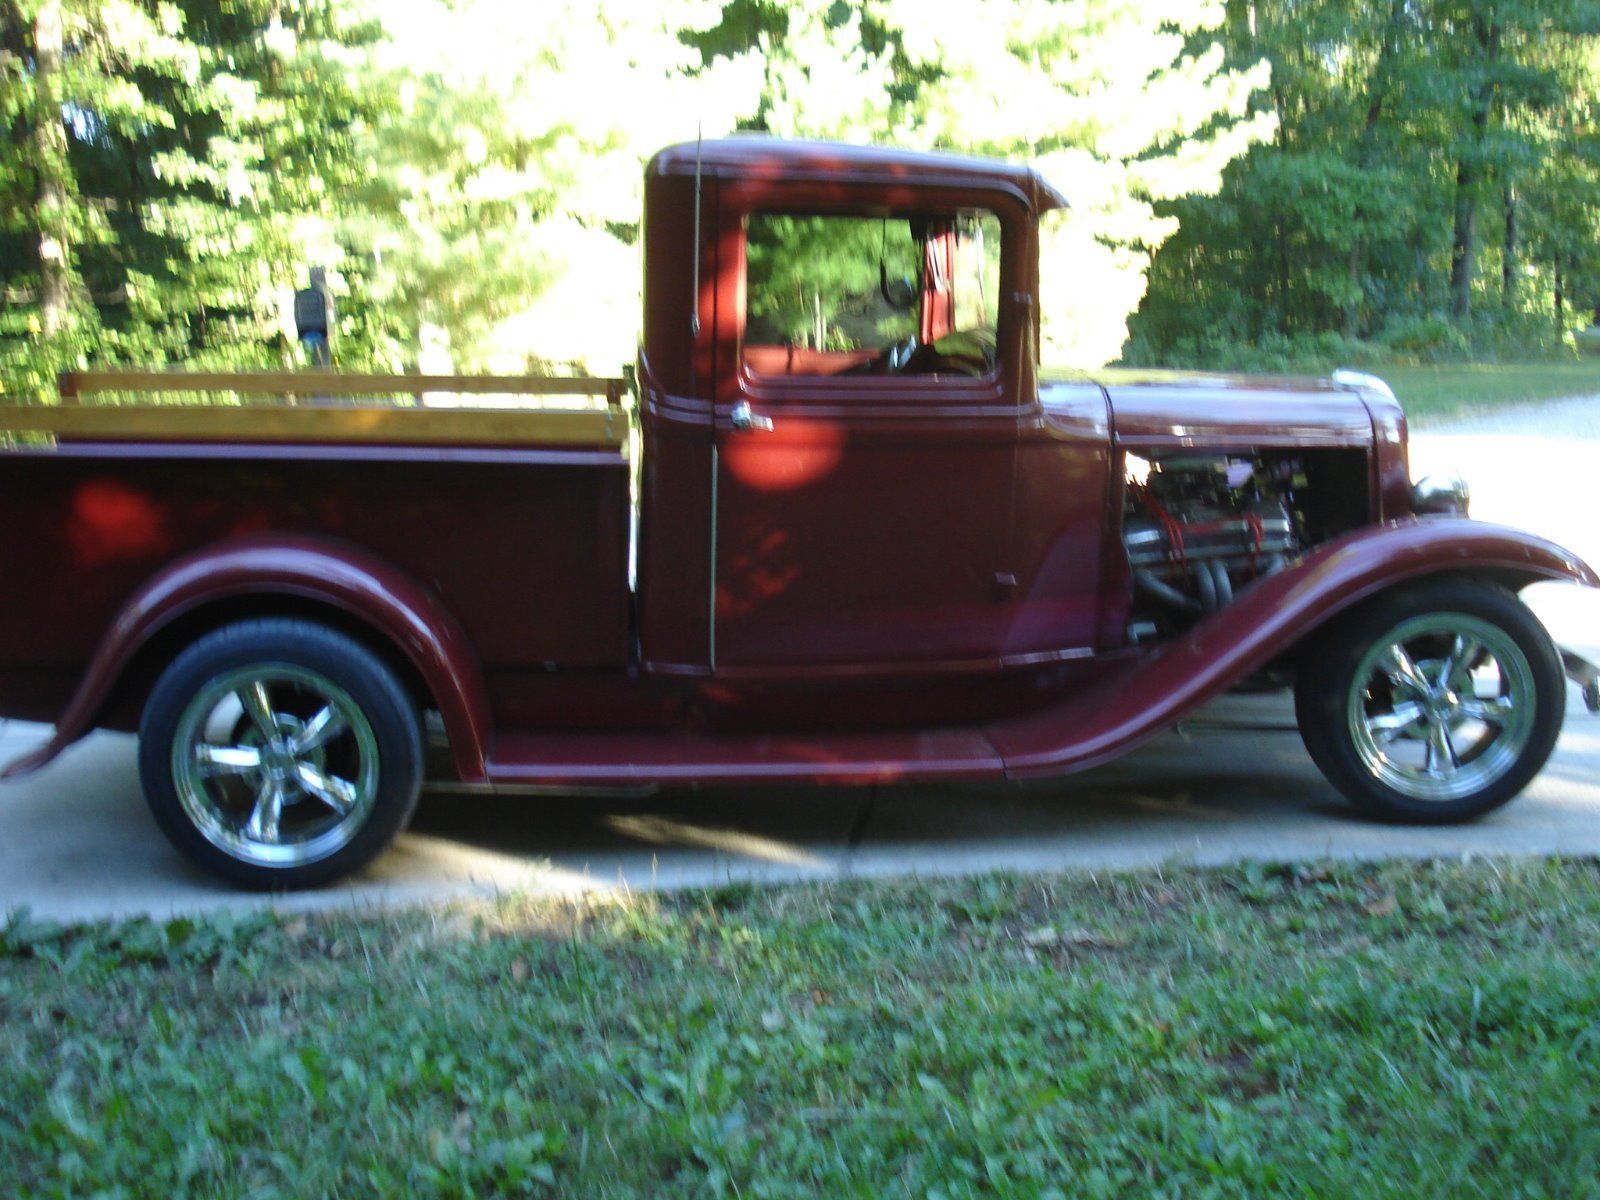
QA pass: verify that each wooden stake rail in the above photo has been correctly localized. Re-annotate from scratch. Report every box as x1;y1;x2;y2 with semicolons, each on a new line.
57;370;628;403
0;371;629;448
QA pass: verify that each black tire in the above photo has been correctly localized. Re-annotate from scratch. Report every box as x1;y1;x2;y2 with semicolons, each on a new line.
1295;578;1565;823
139;618;424;889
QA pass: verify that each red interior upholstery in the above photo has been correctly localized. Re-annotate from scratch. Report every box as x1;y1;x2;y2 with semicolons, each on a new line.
743;345;879;377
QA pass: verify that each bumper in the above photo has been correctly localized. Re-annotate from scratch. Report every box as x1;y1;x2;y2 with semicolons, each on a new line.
1561;648;1600;714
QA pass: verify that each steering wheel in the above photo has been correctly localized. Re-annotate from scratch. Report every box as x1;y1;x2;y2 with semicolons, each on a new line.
884;335;920;374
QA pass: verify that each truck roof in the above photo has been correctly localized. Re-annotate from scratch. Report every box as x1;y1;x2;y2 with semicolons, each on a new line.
648;136;1068;211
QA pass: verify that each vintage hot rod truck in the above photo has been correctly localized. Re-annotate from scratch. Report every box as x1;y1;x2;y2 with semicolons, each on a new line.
1;138;1597;888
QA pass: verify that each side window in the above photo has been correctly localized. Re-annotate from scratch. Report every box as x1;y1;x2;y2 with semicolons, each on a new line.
742;210;1002;380
745;215;918;361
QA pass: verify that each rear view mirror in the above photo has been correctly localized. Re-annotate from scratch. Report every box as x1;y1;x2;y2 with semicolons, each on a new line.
878;217;919;311
880;262;917;310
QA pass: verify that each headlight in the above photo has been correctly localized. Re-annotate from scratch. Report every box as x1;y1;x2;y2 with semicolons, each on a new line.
1411;472;1471;516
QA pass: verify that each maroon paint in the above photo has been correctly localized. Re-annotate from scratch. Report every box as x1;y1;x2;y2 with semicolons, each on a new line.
634;155;717;672
634;140;1066;681
2;138;1596;793
647;138;1069;215
989;518;1600;778
470;519;1596;789
708;171;1049;671
634;360;714;673
1353;384;1412;519
2;534;494;781
1090;371;1377;449
488;727;1002;786
1011;380;1115;658
713;404;1021;667
0;446;628;774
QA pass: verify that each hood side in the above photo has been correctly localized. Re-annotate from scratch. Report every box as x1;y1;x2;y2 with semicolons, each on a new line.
1064;368;1377;451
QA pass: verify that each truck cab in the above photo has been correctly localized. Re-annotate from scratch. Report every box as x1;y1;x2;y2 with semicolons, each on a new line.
637;138;1103;687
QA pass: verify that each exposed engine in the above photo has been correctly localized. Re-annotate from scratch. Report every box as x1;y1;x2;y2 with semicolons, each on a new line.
1122;452;1307;641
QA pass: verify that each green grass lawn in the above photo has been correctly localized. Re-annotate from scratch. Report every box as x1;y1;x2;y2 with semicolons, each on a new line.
5;859;1600;1198
1376;360;1600;424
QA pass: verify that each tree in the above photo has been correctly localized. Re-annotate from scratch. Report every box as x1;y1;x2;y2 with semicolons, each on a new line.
29;1;71;337
331;0;757;374
1130;0;1600;366
693;0;1273;367
0;0;388;394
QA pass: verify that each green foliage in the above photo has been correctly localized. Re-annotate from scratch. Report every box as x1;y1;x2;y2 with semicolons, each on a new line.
0;0;392;394
745;214;921;350
329;0;757;373
8;1;1600;384
0;0;750;384
1129;0;1600;369
6;859;1600;1195
2;0;1272;385
696;0;1274;368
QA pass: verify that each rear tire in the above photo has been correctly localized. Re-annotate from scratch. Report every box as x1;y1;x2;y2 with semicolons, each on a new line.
1295;579;1564;823
139;619;423;889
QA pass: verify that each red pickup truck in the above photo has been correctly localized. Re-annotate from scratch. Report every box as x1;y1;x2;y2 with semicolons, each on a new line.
2;138;1596;888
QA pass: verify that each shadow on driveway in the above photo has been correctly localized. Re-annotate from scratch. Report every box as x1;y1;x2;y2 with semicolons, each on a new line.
3;690;1598;924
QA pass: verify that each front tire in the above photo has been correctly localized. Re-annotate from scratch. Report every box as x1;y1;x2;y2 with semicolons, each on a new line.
139;619;424;889
1295;579;1565;823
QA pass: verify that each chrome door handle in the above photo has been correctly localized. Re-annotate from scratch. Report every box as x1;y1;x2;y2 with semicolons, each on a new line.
730;401;774;433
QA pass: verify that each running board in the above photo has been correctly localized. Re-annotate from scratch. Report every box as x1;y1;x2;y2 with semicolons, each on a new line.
485;728;1003;788
480;628;1600;793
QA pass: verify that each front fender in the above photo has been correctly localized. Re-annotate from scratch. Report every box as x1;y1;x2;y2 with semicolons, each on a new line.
2;534;493;781
989;518;1598;778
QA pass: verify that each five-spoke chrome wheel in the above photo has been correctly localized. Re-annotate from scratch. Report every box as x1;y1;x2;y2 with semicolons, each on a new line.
1347;614;1536;803
1297;581;1565;823
172;665;380;867
140;619;423;889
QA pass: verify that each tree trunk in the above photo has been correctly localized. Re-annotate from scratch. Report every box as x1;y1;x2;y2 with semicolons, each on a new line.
1225;0;1257;50
1501;184;1518;307
1450;14;1501;323
1554;259;1564;329
1276;214;1290;335
31;0;71;339
1449;161;1477;320
1345;0;1408;339
1343;237;1362;339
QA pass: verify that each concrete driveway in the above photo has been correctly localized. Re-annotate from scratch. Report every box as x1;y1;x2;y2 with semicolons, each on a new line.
3;397;1598;923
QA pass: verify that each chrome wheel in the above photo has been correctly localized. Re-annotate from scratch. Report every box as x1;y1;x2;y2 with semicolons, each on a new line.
1346;613;1537;804
170;664;381;867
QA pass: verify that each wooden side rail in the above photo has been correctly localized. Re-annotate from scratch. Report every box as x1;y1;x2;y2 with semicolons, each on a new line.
0;371;632;448
58;370;627;405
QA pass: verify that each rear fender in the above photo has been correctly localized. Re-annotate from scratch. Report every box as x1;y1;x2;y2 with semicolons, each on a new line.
989;518;1599;778
2;534;492;781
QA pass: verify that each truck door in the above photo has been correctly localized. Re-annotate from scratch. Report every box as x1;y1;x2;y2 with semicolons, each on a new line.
710;207;1022;673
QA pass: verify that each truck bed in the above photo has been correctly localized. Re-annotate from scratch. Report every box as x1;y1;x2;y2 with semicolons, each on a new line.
0;373;633;729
